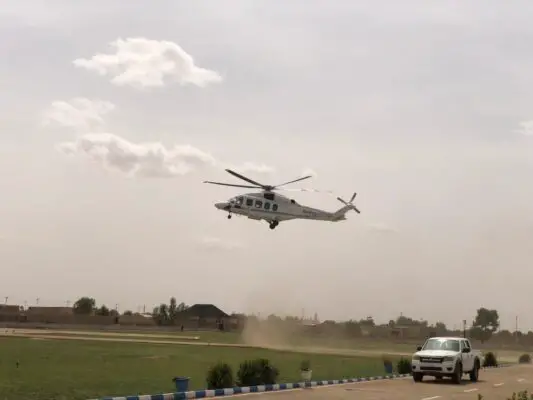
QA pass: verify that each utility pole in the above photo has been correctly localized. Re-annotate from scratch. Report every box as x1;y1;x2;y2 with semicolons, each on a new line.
4;296;7;305
36;298;40;305
463;320;467;338
515;316;519;343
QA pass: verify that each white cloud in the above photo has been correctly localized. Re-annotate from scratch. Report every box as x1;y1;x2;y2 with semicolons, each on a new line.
56;133;216;178
229;162;275;175
301;167;318;177
516;121;533;136
197;236;244;251
41;98;115;131
73;37;223;89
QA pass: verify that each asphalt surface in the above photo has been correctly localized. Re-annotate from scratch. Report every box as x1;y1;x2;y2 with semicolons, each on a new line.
231;365;532;400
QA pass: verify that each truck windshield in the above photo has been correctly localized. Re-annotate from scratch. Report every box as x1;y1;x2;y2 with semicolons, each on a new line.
422;338;460;351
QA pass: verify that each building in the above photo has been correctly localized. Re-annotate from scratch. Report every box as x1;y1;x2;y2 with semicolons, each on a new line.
176;304;233;330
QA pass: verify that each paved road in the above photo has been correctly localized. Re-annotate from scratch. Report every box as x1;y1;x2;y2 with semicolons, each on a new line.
231;365;532;400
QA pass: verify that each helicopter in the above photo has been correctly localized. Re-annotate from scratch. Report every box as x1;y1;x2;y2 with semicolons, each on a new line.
204;169;360;229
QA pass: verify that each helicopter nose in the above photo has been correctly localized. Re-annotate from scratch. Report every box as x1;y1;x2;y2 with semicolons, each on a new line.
215;202;229;210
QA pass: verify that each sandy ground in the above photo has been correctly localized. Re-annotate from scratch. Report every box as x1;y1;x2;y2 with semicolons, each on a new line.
229;365;533;400
0;329;522;362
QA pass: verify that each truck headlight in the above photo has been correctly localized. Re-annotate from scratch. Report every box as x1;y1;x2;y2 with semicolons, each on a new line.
412;355;420;361
443;356;455;362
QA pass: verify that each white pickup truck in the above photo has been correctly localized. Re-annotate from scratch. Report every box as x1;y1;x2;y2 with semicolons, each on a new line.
411;336;483;383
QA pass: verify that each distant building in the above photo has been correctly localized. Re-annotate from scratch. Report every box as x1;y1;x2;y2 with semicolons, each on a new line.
0;304;22;313
177;304;233;330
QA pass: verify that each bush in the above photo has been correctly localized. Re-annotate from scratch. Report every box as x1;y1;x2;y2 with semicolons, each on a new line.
482;351;498;367
206;362;234;390
300;360;311;371
237;358;279;387
518;353;531;364
396;357;412;374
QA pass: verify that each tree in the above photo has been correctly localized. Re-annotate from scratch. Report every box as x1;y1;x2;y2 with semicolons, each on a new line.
95;305;110;316
73;297;96;315
470;308;499;343
122;310;133;316
434;322;447;333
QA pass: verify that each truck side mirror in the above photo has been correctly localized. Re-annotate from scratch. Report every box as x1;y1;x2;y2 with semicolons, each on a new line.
417;345;422;351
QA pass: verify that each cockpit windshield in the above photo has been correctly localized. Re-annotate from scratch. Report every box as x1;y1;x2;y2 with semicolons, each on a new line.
229;196;244;205
422;338;460;351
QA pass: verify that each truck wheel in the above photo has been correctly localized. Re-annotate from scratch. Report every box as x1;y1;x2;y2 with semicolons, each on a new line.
451;362;462;384
469;360;480;382
413;373;423;382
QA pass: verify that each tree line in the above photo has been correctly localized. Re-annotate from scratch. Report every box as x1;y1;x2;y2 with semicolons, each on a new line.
70;298;527;344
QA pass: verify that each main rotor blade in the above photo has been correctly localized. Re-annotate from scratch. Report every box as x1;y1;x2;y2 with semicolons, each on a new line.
350;192;357;203
225;169;266;188
274;175;312;188
203;181;261;189
278;188;333;194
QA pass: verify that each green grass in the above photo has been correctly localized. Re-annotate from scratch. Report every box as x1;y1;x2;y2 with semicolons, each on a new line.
0;337;397;400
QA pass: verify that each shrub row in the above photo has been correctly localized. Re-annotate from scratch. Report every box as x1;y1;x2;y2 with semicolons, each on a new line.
205;352;531;390
206;358;279;389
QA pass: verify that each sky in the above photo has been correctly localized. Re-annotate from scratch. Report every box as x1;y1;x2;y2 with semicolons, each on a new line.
1;0;533;331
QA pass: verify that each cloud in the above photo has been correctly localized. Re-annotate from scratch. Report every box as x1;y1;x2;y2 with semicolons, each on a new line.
516;121;533;136
197;236;244;251
41;98;115;131
73;37;223;89
366;223;399;234
57;133;216;178
228;162;275;175
301;167;318;177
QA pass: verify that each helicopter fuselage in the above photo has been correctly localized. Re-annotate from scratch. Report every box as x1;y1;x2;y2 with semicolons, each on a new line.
214;191;345;224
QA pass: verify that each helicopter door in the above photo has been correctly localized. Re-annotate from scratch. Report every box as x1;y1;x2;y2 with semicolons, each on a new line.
245;198;253;208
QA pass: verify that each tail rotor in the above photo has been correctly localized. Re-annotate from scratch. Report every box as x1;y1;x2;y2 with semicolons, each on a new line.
337;192;360;213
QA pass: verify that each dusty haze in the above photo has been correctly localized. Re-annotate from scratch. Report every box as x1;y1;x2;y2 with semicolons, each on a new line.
1;1;533;331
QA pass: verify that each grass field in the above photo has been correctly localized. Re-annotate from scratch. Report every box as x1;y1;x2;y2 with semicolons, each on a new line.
0;336;401;400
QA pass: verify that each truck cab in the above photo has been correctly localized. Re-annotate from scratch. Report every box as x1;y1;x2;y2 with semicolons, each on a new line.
411;336;482;384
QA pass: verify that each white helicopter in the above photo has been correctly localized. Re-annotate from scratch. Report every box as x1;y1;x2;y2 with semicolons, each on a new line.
204;169;360;229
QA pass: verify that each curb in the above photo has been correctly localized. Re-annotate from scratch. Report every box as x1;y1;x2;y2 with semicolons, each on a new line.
95;365;510;400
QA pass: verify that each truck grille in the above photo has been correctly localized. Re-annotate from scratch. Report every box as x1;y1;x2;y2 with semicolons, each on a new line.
420;357;443;363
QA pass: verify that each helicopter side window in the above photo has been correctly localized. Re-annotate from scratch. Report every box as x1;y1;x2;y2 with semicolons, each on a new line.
272;203;278;212
255;200;263;208
246;198;253;207
236;196;244;205
264;202;271;210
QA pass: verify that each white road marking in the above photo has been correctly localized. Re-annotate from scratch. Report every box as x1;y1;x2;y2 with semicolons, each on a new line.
421;396;441;400
493;383;504;387
464;388;479;393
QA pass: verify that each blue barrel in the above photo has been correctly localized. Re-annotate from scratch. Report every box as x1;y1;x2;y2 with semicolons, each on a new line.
384;362;393;374
173;377;190;392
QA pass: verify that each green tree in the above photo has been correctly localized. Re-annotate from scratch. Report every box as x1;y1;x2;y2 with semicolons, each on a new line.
73;297;96;315
95;305;110;316
470;308;499;343
169;297;177;323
